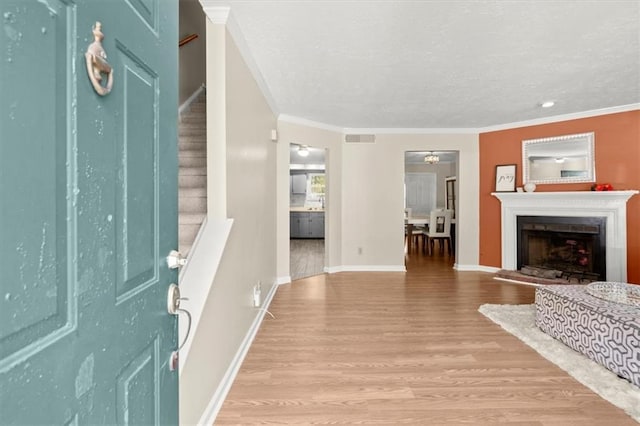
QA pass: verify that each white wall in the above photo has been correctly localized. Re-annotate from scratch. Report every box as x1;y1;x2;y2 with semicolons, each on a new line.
179;20;277;425
276;129;480;273
341;134;479;269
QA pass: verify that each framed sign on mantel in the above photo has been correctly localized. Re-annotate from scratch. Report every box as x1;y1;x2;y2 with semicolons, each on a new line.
495;164;516;192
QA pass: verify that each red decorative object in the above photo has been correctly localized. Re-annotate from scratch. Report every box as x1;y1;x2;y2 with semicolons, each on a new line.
591;183;613;191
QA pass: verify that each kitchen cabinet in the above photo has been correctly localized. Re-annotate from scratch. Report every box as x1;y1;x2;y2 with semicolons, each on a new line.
290;211;324;238
289;213;309;238
291;174;307;194
308;213;324;238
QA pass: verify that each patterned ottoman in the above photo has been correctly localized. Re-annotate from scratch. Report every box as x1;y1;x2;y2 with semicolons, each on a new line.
535;283;640;387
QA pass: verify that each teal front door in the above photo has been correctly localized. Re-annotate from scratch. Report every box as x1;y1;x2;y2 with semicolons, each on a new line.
1;0;179;424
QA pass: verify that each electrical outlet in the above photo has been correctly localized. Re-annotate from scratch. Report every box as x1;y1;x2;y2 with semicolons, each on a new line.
253;282;262;307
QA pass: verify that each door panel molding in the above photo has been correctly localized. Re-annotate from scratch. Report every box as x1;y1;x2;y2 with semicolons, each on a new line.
0;0;78;374
116;337;160;425
124;0;159;35
115;43;160;304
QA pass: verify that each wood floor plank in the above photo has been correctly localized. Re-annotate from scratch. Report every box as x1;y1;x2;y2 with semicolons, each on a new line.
290;239;324;280
215;250;637;424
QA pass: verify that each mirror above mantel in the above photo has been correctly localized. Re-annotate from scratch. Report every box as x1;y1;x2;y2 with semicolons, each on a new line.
522;132;595;185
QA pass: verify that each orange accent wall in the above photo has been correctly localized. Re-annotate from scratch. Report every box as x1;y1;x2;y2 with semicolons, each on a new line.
479;110;640;283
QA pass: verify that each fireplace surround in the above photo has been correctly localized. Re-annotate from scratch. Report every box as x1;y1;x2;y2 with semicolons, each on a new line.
492;191;637;282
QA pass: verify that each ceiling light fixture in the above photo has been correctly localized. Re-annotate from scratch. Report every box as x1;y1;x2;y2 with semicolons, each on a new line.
541;100;555;108
297;145;309;157
424;152;440;164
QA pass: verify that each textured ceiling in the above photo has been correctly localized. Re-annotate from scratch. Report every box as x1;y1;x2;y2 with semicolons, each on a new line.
207;0;640;129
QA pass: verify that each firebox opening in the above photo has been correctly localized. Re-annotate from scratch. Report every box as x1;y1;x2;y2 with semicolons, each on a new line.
517;216;606;282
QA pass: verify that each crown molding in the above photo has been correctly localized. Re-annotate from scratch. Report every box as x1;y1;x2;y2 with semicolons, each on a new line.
278;115;477;135
278;114;343;133
343;127;479;135
197;3;280;116
479;103;640;133
275;104;640;136
199;3;229;24
224;14;279;115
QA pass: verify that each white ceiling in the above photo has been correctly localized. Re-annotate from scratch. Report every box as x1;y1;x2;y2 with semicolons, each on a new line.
205;1;640;130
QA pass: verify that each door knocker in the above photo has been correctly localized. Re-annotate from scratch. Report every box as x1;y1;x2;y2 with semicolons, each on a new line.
85;22;113;96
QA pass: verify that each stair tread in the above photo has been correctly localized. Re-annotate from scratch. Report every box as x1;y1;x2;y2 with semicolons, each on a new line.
179;154;206;161
179;143;206;150
179;128;206;134
179;175;206;187
179;151;207;159
179;187;206;197
179;196;207;213
179;213;206;224
179;167;206;176
179;224;201;243
179;159;206;167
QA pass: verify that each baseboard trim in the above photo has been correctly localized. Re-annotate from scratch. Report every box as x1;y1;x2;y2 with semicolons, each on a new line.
340;265;406;272
324;265;407;273
179;84;206;117
276;276;291;285
323;264;500;274
453;264;500;273
476;265;501;273
493;276;541;287
197;281;278;425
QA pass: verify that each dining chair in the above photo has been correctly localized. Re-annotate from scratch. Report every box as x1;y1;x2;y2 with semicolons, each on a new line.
423;209;453;256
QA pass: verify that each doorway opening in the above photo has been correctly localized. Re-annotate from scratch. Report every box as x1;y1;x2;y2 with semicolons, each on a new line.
403;150;459;262
289;144;326;280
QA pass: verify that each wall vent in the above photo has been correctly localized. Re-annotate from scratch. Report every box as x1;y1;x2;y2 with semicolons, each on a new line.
344;134;375;143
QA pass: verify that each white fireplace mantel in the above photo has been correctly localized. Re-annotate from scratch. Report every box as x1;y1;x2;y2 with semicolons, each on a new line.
492;190;638;282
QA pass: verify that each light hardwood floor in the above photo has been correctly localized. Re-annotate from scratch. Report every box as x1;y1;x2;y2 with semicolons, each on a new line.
215;250;636;424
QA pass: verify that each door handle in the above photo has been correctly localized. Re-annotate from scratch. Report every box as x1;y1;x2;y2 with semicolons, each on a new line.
167;283;192;371
166;250;187;269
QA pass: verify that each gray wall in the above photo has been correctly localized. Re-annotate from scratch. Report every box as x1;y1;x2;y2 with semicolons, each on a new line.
179;0;207;105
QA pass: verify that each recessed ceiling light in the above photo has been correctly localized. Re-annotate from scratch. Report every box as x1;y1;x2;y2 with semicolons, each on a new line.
541;101;555;108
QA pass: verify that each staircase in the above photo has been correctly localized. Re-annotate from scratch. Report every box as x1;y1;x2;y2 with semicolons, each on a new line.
178;92;207;256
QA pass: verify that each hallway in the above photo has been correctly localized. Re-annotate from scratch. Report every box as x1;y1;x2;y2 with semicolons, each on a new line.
290;238;325;281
